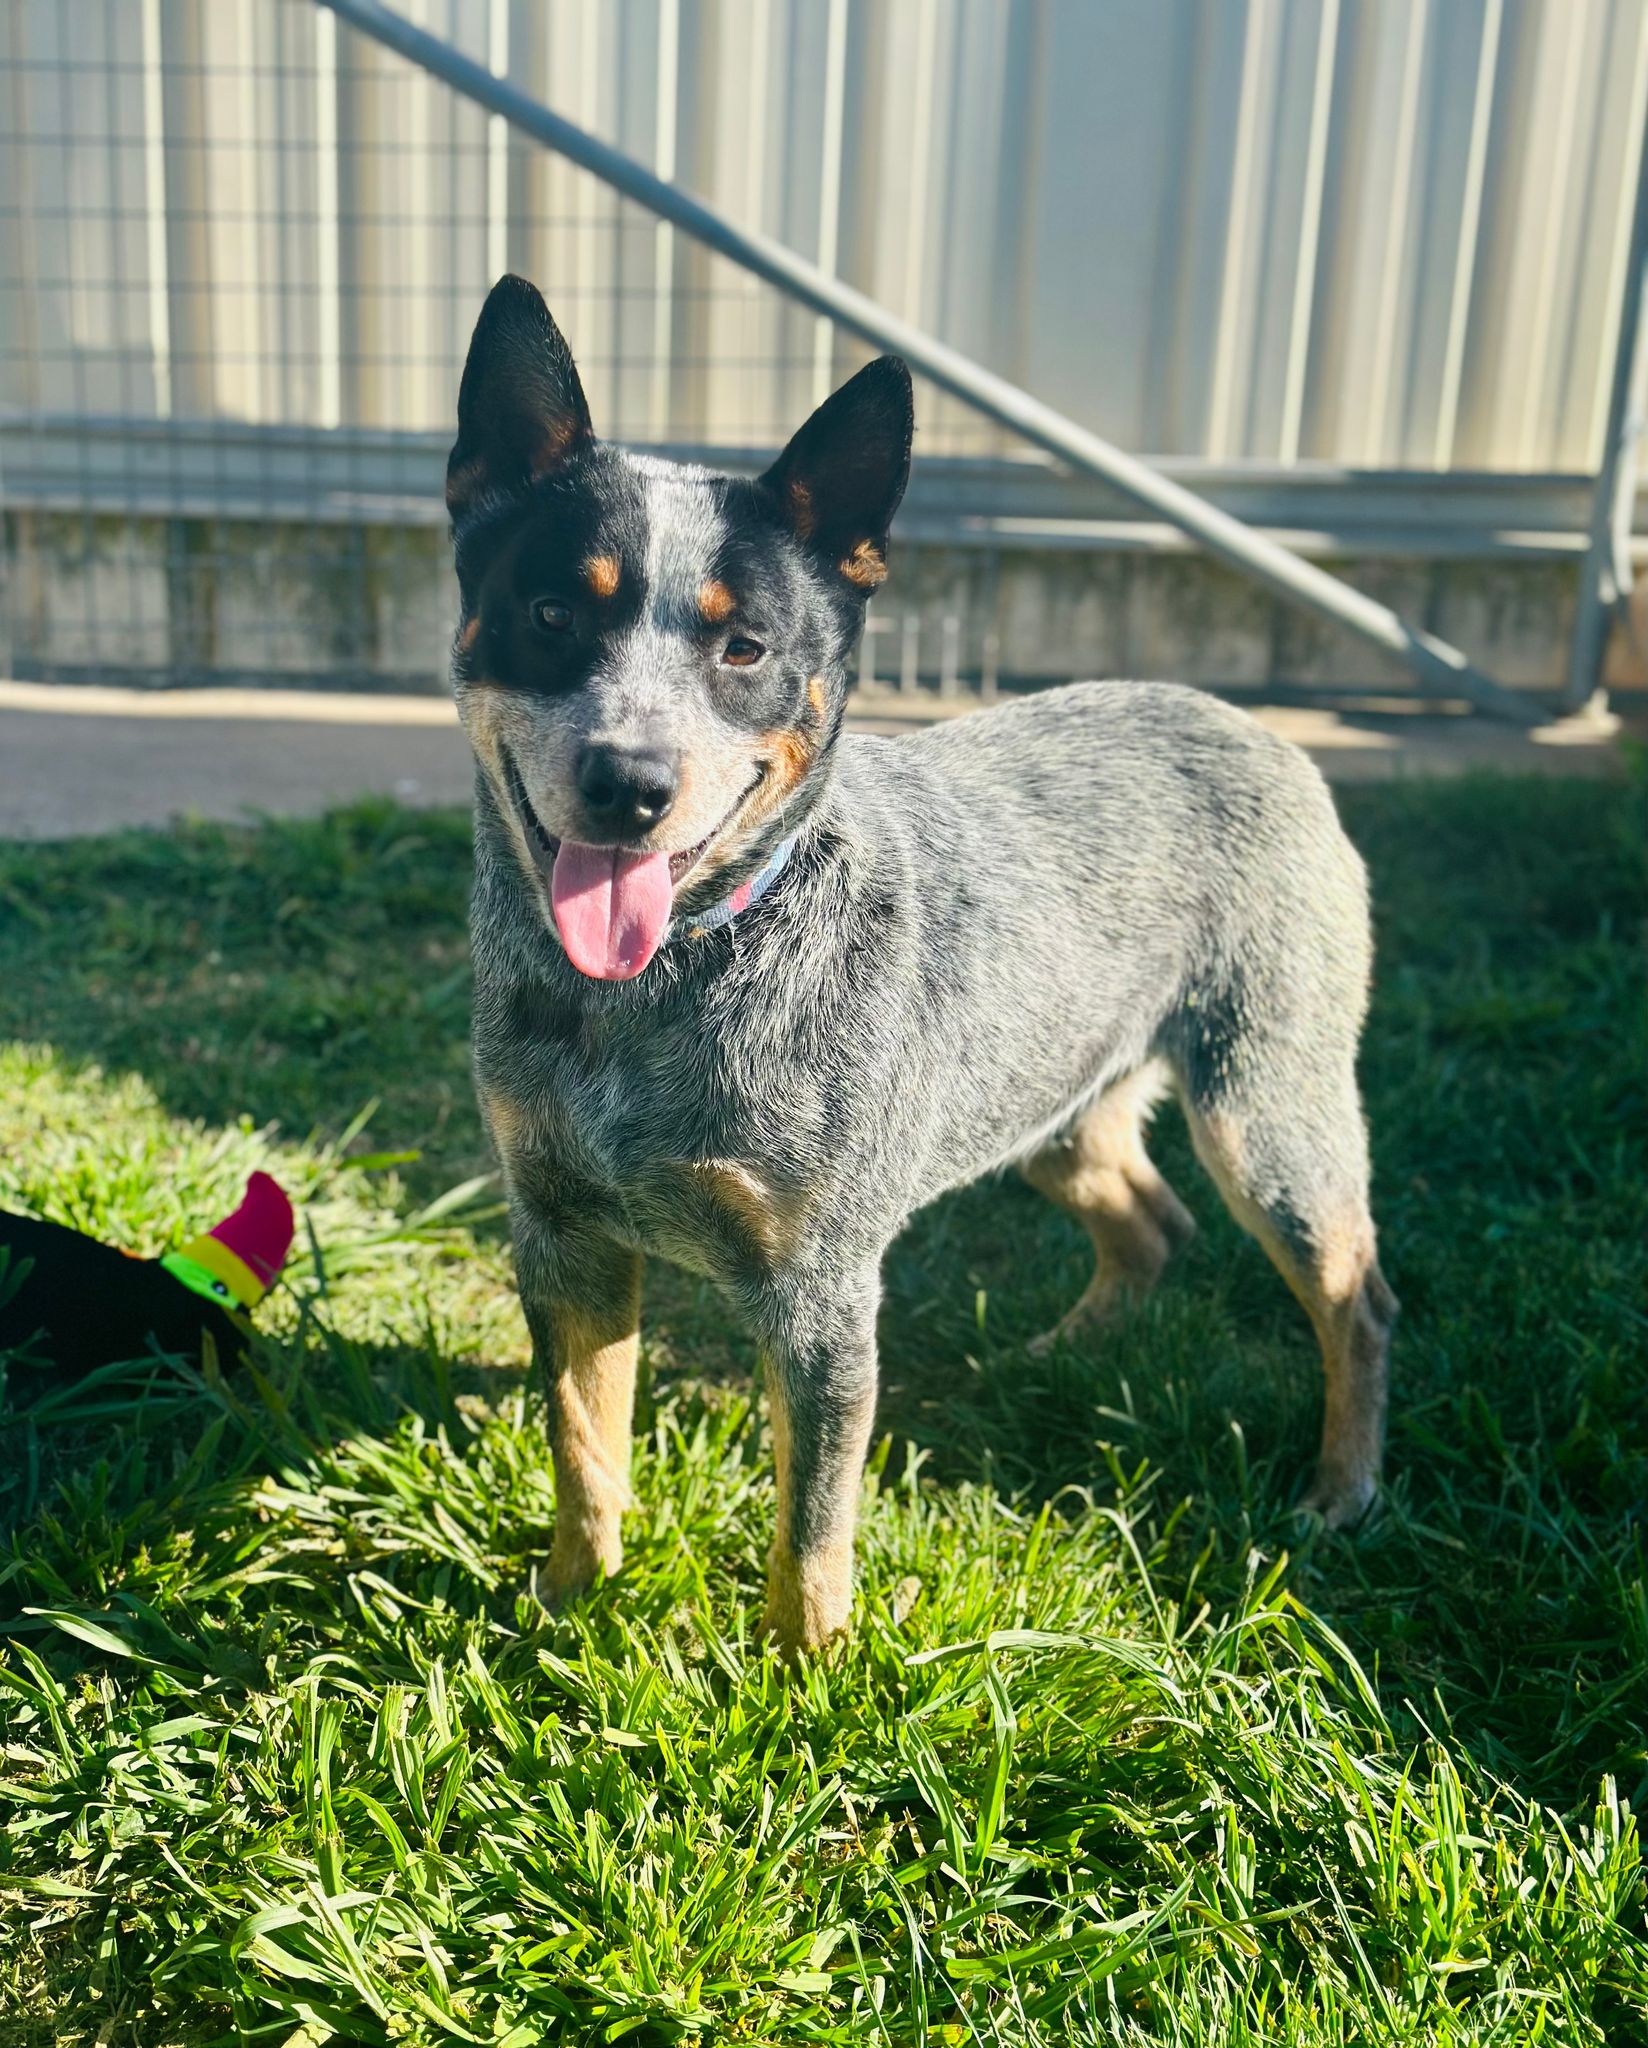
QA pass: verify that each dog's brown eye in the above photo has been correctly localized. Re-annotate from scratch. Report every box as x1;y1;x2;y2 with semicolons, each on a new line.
531;598;573;633
722;636;766;667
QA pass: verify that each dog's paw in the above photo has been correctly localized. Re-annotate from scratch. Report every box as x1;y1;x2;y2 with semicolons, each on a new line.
759;1605;849;1667
523;1558;594;1612
1296;1468;1379;1532
1027;1296;1115;1358
526;1526;621;1611
761;1544;853;1661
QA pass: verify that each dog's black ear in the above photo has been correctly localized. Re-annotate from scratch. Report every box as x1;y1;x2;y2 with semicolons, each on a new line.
447;275;593;520
760;356;913;591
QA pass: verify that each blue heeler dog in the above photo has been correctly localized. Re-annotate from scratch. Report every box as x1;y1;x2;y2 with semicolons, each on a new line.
448;277;1396;1655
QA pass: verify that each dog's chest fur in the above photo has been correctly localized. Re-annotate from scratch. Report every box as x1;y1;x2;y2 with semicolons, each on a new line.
492;1036;812;1285
473;819;857;1283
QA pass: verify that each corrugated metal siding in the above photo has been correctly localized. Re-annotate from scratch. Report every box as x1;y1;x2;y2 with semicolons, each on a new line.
1;0;1643;468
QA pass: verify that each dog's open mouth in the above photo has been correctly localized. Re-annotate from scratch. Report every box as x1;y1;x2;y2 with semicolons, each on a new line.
502;748;763;981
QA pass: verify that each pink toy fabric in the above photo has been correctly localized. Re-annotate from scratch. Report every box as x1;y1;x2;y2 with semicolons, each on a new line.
208;1171;295;1286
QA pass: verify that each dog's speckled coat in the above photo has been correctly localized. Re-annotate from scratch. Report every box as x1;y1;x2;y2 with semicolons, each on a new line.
450;278;1395;1653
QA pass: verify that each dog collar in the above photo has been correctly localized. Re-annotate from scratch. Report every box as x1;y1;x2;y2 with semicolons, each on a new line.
678;833;797;940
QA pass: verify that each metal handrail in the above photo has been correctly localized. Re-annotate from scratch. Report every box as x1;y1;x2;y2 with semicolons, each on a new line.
318;0;1542;725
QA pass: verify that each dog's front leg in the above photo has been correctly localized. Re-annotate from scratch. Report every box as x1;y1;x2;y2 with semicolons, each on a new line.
514;1212;643;1603
760;1270;880;1656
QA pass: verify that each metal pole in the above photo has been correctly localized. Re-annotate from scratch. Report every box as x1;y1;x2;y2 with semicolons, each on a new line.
318;0;1541;726
1565;110;1648;712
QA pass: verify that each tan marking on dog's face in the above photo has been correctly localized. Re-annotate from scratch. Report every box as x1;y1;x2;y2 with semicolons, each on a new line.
752;725;815;813
474;674;754;869
584;553;621;599
452;687;565;909
455;528;810;928
807;675;827;720
689;719;818;887
456;613;482;655
838;540;887;589
697;578;736;623
457;682;505;776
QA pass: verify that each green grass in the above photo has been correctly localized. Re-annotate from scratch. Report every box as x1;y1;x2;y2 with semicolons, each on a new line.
0;774;1643;2045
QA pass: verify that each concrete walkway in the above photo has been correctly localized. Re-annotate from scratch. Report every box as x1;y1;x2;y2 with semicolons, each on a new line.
0;677;1631;841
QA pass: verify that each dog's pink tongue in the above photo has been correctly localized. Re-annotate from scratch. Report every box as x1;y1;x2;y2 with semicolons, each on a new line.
550;842;674;980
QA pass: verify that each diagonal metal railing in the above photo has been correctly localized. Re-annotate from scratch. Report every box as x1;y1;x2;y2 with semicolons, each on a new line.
1566;102;1648;714
319;0;1549;726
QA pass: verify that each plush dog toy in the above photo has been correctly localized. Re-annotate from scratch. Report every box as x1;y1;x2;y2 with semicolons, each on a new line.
0;1171;294;1379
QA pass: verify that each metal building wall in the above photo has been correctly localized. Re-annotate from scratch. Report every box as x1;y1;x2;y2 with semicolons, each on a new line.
2;0;1642;469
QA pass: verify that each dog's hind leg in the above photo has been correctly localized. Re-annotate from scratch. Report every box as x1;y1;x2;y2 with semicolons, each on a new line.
1022;1062;1196;1356
1179;1065;1396;1530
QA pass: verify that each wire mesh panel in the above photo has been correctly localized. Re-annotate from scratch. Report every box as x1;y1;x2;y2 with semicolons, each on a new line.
0;0;996;689
0;0;1644;693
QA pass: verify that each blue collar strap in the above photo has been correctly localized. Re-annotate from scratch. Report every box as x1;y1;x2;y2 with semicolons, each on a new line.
678;833;797;939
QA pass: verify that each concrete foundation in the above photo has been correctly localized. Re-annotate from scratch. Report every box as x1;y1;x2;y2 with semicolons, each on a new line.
0;505;1633;709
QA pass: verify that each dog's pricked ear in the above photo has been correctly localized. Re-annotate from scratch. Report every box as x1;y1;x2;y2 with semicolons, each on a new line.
447;275;593;520
760;357;913;590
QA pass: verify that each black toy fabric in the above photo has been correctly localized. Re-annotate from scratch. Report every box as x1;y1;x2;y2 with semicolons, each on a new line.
0;1211;246;1378
0;1175;293;1386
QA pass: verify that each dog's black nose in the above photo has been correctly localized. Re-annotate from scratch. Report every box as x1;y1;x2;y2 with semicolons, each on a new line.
575;744;679;834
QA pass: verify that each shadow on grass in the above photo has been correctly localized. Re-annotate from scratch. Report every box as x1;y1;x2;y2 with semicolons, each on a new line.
0;801;492;1207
